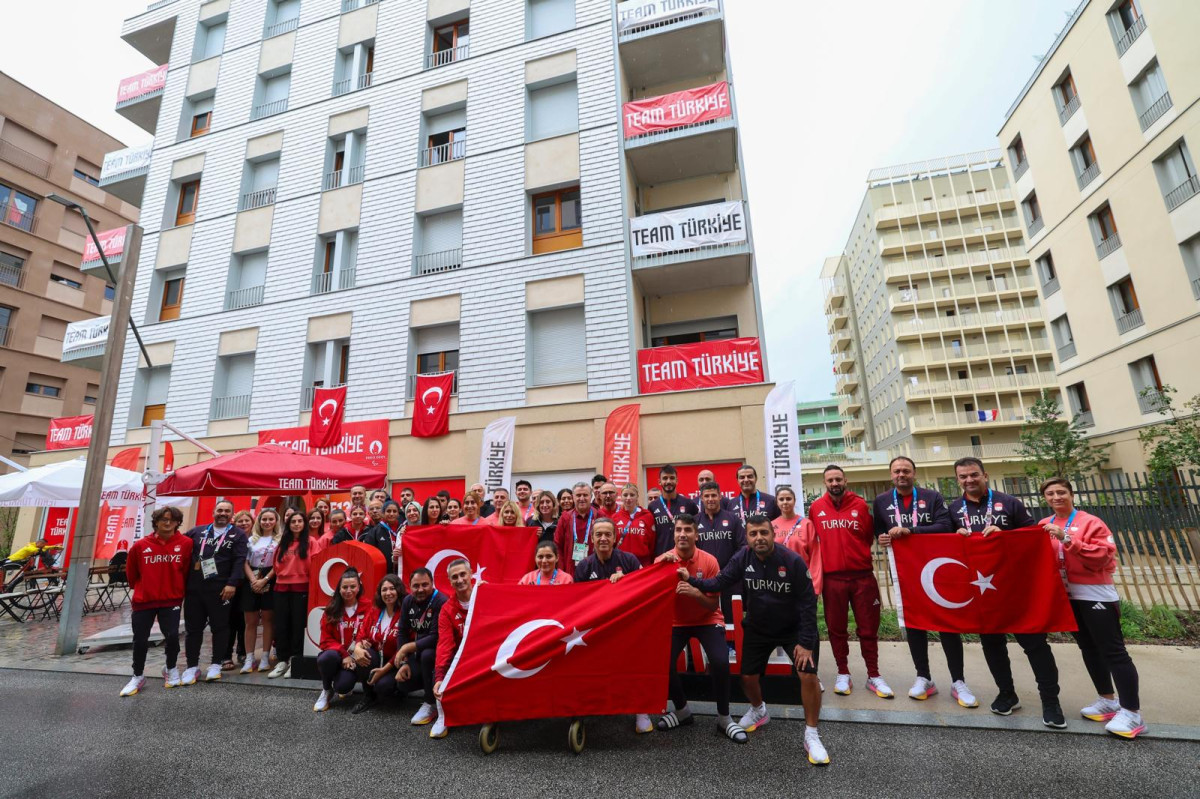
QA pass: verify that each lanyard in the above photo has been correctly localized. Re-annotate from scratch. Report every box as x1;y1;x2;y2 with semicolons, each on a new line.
961;490;994;530
573;510;594;545
200;525;228;558
386;524;401;547
415;591;439;629
617;507;642;547
661;496;675;522
536;569;558;585
468;515;481;526
740;491;761;517
892;488;918;528
782;516;803;546
375;608;396;639
1055;509;1078;530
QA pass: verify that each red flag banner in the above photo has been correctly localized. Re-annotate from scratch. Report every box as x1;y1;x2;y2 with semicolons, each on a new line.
411;372;454;438
259;418;388;471
110;447;142;471
623;81;731;138
602;404;640;488
402;524;539;595
46;415;94;450
637;338;764;394
890;529;1076;635
441;563;677;726
308;386;347;449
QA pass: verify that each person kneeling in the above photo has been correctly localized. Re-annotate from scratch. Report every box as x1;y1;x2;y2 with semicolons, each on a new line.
314;568;368;712
350;574;405;714
431;559;475;739
394;567;447;726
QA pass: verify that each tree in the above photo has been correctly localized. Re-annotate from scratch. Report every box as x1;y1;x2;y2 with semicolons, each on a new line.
1138;385;1200;476
1016;390;1111;479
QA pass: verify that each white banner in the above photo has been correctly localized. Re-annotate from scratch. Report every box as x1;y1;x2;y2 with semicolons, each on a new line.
629;200;746;258
62;316;110;356
478;417;516;494
617;0;721;32
763;381;803;515
100;143;153;181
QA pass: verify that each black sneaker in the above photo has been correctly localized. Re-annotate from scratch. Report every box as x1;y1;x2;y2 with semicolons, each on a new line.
1042;700;1067;729
990;690;1021;715
351;697;377;715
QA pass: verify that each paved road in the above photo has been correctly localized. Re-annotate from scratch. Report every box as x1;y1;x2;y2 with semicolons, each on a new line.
1;669;1196;799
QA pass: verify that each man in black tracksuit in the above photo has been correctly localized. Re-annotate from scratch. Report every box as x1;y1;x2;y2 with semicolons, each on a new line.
183;499;247;684
394;567;447;726
649;464;699;557
695;481;747;638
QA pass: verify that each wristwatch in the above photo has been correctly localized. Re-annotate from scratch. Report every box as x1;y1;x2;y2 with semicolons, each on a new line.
1062;534;1072;547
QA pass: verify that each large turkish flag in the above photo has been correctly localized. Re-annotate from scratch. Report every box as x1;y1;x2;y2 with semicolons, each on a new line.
308;386;347;449
440;563;677;726
890;528;1076;635
411;372;454;438
401;524;538;594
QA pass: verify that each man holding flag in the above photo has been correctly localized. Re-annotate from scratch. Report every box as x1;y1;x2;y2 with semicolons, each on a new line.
430;558;475;740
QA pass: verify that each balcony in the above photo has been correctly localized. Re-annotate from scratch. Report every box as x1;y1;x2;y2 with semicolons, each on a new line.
323;165;365;192
1096;232;1122;260
0;140;51;179
0;326;10;348
1165;175;1200;212
0;260;25;289
406;373;459;397
425;45;468;70
210;394;251;421
899;337;1053;369
874;189;1015;229
239;187;276;212
115;64;168;133
225;285;264;311
301;382;346;412
341;0;378;11
413;248;463;277
833;353;857;374
880;219;1024;256
311;269;356;295
100;143;153;206
839;392;862;414
903;371;1058;401
120;2;178;64
909;410;1028;433
888;276;1038;309
1137;389;1166;415
825;280;847;309
1074;410;1095;428
623;86;737;185
830;332;851;351
419;139;466;168
1193;277;1200;301
263;17;299;39
1116;307;1145;334
618;0;725;89
835;372;859;393
332;72;373;97
1116;15;1147;56
842;418;865;439
1076;161;1101;191
1057;341;1077;361
1011;159;1029;182
827;313;847;333
1139;93;1173;132
0;202;37;235
629;200;752;294
893;307;1045;338
60;316;109;371
1026;216;1044;237
903;442;1023;464
251;98;289;121
884;245;1029;282
1058;94;1081;126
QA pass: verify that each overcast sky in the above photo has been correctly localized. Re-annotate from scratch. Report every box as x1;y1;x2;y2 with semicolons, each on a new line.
3;0;1079;399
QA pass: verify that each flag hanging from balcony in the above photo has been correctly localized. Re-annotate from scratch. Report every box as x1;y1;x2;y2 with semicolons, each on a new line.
309;386;347;449
977;409;999;422
411;372;454;439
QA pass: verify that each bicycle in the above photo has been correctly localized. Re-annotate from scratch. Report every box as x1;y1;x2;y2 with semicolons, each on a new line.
1;545;64;618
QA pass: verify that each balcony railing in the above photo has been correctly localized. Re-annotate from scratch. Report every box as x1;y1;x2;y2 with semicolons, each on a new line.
911;410;1028;431
900;338;1053;368
1165;174;1200;212
210;394;251;421
405;373;458;397
1138;92;1173;131
311;268;356;295
341;0;378;11
1057;341;1077;361
1138;389;1166;415
890;276;1038;306
419;139;466;168
263;17;299;39
1116;307;1145;334
1115;15;1147;55
619;2;722;37
1011;159;1029;181
1193;277;1200;301
904;371;1059;400
1075;410;1095;428
239;187;276;211
894;307;1044;336
301;382;346;412
1026;215;1044;237
0;202;36;234
425;45;468;70
1042;275;1060;297
884;246;1028;280
0;326;10;348
1058;93;1081;126
874;189;1014;224
225;284;265;311
1076;161;1100;190
0;260;25;289
414;248;463;276
1096;232;1122;259
0;140;51;178
332;71;373;97
902;442;1024;464
323;164;365;191
251;97;288;120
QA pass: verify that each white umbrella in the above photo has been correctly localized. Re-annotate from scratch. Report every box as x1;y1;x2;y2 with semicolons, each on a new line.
0;457;145;508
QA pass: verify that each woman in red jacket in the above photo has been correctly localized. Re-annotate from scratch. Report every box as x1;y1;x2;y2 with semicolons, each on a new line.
350;573;404;714
314;567;368;712
267;512;318;680
518;541;574;585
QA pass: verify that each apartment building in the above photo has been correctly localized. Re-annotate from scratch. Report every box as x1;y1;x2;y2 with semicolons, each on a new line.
66;0;769;496
796;396;845;461
998;0;1200;471
0;73;139;469
822;152;1056;478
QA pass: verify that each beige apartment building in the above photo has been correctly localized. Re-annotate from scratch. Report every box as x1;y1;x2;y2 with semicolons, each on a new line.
0;73;140;468
998;0;1200;472
822;152;1056;481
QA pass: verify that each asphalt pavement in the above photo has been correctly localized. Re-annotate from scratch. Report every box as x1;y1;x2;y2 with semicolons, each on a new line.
0;669;1197;799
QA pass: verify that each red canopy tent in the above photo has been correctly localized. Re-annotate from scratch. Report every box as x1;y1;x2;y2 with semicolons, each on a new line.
156;444;386;496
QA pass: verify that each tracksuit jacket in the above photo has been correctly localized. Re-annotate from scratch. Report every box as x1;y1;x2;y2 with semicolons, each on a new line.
184;524;247;591
871;488;954;536
127;533;193;610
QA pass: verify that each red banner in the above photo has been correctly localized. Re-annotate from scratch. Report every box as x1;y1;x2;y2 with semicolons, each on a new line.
411;372;454;438
646;462;741;501
46;415;94;450
116;64;168;104
623;81;731;138
602;404;640;489
441;563;677;726
308;386;347;449
304;541;389;655
259;418;389;471
401;524;538;595
891;529;1076;635
43;508;75;549
637;338;764;395
82;227;127;264
93;502;135;560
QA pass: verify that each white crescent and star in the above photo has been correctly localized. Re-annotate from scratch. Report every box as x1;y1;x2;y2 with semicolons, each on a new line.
425;548;470;578
318;557;349;596
492;620;591;680
919;557;996;609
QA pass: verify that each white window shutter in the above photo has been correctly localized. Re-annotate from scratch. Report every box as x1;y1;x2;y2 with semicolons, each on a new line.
530;0;574;39
225;354;256;396
416;323;460;355
421;210;463;254
427;109;467;136
529;81;578;141
145;367;171;404
530;306;586;385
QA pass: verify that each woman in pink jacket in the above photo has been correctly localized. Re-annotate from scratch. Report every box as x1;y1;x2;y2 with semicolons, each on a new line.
1040;477;1145;739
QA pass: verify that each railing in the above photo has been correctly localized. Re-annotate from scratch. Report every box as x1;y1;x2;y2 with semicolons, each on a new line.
425;45;468;70
311;268;356;295
1027;215;1044;237
251;98;288;120
1138;389;1166;415
890;276;1038;305
1193;277;1200;301
239;187;276;211
210;394;251;421
341;0;378;11
0;202;36;234
225;285;264;311
1058;93;1081;126
899;338;1053;368
834;373;858;392
1075;410;1095;428
419;139;466;168
147;0;175;8
332;71;373;96
1042;275;1060;297
911;410;1027;430
903;371;1059;400
414;248;463;276
301;382;346;412
0;260;25;289
1011;159;1029;181
323;165;365;191
1139;92;1173;131
1096;232;1122;259
0;326;11;348
625;111;732;143
1057;341;1077;361
894;307;1044;336
884;245;1028;280
0;140;51;178
904;442;1023;463
1076;160;1101;190
1115;14;1147;55
406;373;458;396
619;3;721;37
1165;174;1200;212
1117;307;1145;334
874;189;1014;224
263;17;299;39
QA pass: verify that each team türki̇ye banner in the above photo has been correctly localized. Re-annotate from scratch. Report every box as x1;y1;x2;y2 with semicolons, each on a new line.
623;81;731;138
630;201;746;258
258;418;389;471
401;524;539;595
116;64;168;104
637;337;764;394
81;227;127;265
46;414;94;450
616;0;721;33
602;404;640;488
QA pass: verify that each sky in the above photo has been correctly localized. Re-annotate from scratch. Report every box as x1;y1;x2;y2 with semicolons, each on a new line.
2;0;1080;399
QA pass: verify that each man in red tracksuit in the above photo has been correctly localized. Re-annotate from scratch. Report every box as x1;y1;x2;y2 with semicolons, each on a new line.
808;465;894;700
430;558;475;740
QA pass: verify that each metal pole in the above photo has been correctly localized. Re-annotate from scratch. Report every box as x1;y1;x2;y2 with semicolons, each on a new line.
55;224;143;657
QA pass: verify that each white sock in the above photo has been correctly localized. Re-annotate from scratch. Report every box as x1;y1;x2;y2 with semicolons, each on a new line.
755;702;767;713
717;713;730;726
806;725;819;735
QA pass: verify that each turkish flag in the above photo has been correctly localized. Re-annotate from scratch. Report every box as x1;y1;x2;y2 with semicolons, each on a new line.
890;528;1076;635
402;524;538;594
441;563;677;726
411;372;454;438
309;386;347;449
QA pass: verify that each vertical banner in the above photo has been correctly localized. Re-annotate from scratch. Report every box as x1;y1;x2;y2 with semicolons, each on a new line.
479;417;516;494
309;385;347;449
763;381;803;513
411;371;455;438
602;404;641;489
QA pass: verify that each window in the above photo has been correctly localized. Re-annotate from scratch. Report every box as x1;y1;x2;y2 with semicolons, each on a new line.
333;41;374;95
1109;0;1146;55
211;353;255;420
1036;252;1059;296
414;323;460;393
240;154;279;210
1021;192;1043;236
264;0;300;37
302;338;350;409
1130;60;1171;131
324;130;367;189
415;210;463;275
528;0;574;39
1071;135;1099;188
312;232;357;294
0;184;37;233
1054;71;1080;124
429;18;469;68
1090;203;1120;257
1129;355;1163;414
1051;314;1076;360
191;109;212;137
1008;136;1028;180
0;306;12;342
1155;140;1198;211
181;94;215;140
49;273;83;290
72;168;99;187
650;316;738;347
0;251;23;287
226;250;268;310
1181;234;1200;300
84;384;99;404
532;187;582;254
159;274;184;321
104;284;115;301
26;382;62;398
253;70;291;119
1115;0;1140;30
528;78;578;142
528;305;586;385
421;107;466;166
1108;276;1143;333
194;17;226;61
175;180;200;226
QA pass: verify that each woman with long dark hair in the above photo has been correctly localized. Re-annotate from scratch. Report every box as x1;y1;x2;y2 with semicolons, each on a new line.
268;511;319;679
314;568;367;712
445;498;462;522
557;488;574;518
420;496;443;525
350;573;404;714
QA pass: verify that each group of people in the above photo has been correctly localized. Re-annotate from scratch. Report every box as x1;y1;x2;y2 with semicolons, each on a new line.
118;456;1147;766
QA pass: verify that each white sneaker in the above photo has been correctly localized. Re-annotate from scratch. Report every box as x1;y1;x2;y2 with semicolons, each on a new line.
204;663;222;682
181;666;199;686
258;655;271;672
1105;708;1147;739
429;717;448;739
804;727;830;765
163;667;181;689
120;675;145;697
866;676;895;699
834;673;852;695
908;676;937;700
268;662;289;679
313;689;330;712
738;703;770;732
1081;695;1121;722
635;713;653;734
411;703;436;726
240;655;255;674
952;680;978;708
